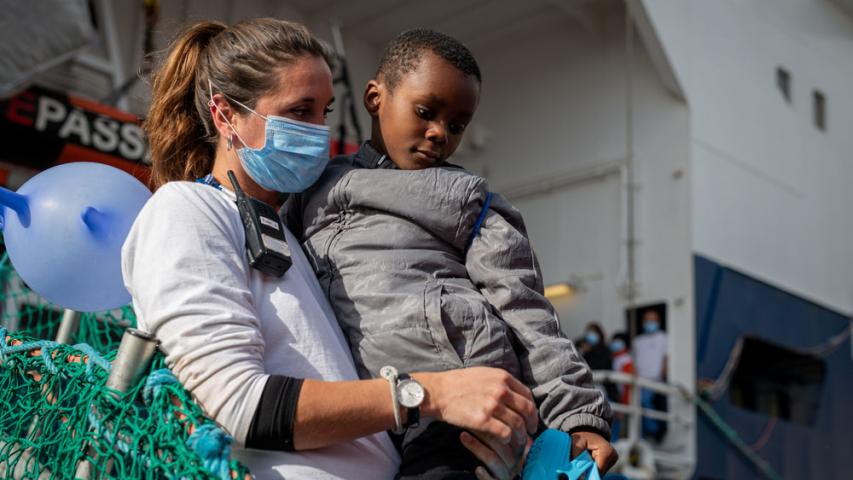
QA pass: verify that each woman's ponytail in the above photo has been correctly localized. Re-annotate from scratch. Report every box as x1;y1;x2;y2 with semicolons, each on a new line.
146;21;225;190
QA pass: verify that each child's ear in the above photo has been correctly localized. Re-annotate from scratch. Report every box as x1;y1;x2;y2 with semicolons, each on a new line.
363;79;382;117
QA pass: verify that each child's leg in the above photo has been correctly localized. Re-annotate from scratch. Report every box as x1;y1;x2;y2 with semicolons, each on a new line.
395;420;480;480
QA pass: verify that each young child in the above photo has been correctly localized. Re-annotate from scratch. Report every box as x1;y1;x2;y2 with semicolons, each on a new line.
287;29;614;478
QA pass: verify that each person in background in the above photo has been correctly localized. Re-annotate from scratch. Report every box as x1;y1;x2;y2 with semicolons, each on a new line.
632;309;668;442
610;332;634;404
577;322;613;372
576;323;618;403
609;332;633;440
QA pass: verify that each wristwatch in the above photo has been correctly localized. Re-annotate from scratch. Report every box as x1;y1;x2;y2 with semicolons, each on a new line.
396;373;424;428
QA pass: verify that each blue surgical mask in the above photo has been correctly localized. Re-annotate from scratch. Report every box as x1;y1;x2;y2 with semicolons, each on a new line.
610;339;625;353
643;322;660;334
585;332;600;346
210;81;330;193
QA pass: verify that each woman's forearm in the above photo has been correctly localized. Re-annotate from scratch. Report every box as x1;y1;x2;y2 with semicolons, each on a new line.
292;368;538;451
293;373;442;450
293;377;393;450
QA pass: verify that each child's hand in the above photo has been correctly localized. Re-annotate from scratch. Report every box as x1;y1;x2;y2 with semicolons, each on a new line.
571;429;618;473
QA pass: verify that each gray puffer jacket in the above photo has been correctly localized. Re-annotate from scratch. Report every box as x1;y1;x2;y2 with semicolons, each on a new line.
287;143;612;435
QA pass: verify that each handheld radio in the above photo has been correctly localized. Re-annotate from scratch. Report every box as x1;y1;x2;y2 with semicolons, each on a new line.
227;170;292;277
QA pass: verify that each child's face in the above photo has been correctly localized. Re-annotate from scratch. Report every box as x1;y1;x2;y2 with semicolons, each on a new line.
366;52;480;170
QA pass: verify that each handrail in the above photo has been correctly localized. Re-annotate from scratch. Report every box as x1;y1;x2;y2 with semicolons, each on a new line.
592;370;693;427
592;370;681;396
590;369;695;478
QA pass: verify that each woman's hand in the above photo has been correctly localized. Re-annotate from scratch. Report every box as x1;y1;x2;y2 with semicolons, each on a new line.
414;367;538;443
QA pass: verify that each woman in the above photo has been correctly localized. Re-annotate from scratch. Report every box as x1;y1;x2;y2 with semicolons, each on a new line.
577;323;612;372
123;18;534;479
577;323;618;404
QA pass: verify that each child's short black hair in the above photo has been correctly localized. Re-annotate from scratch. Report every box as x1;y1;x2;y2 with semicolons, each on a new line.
376;28;481;90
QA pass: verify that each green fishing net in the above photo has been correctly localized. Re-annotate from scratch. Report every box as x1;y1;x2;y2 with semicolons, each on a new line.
0;251;252;479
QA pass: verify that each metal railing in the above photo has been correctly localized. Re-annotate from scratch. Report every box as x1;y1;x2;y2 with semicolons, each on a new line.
592;370;695;479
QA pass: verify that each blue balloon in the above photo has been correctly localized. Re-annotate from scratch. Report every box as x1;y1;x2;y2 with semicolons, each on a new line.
0;162;151;312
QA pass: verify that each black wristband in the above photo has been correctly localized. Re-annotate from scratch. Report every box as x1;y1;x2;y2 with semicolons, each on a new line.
245;374;304;451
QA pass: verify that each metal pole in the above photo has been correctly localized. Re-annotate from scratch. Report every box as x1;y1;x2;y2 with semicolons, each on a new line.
75;328;158;478
105;328;158;393
624;0;642;445
329;19;364;146
24;309;82;454
55;309;81;344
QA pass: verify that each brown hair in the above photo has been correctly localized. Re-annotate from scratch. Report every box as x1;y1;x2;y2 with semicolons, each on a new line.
145;18;332;189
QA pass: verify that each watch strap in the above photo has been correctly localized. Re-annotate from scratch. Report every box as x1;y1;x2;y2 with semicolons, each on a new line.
380;366;404;434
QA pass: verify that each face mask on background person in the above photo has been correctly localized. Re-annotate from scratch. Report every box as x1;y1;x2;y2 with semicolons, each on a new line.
585;331;600;346
209;81;330;193
610;339;625;353
643;321;660;334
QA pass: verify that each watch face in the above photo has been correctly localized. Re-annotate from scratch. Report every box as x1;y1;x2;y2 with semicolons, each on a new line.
397;379;425;408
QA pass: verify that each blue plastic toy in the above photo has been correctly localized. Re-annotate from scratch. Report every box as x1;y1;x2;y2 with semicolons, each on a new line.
0;162;151;312
522;429;601;480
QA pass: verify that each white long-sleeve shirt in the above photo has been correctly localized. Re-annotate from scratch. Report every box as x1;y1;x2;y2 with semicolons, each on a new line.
121;181;399;480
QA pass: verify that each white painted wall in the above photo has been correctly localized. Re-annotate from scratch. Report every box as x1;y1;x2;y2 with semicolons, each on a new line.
642;0;853;316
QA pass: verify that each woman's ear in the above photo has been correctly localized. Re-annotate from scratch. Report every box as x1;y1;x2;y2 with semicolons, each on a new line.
363;79;382;117
209;94;236;137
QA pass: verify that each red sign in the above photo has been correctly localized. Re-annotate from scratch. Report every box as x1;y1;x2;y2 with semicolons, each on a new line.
1;86;150;184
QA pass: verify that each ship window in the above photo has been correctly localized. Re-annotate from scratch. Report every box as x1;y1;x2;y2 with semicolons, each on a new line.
729;337;825;425
813;90;826;131
776;67;791;103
